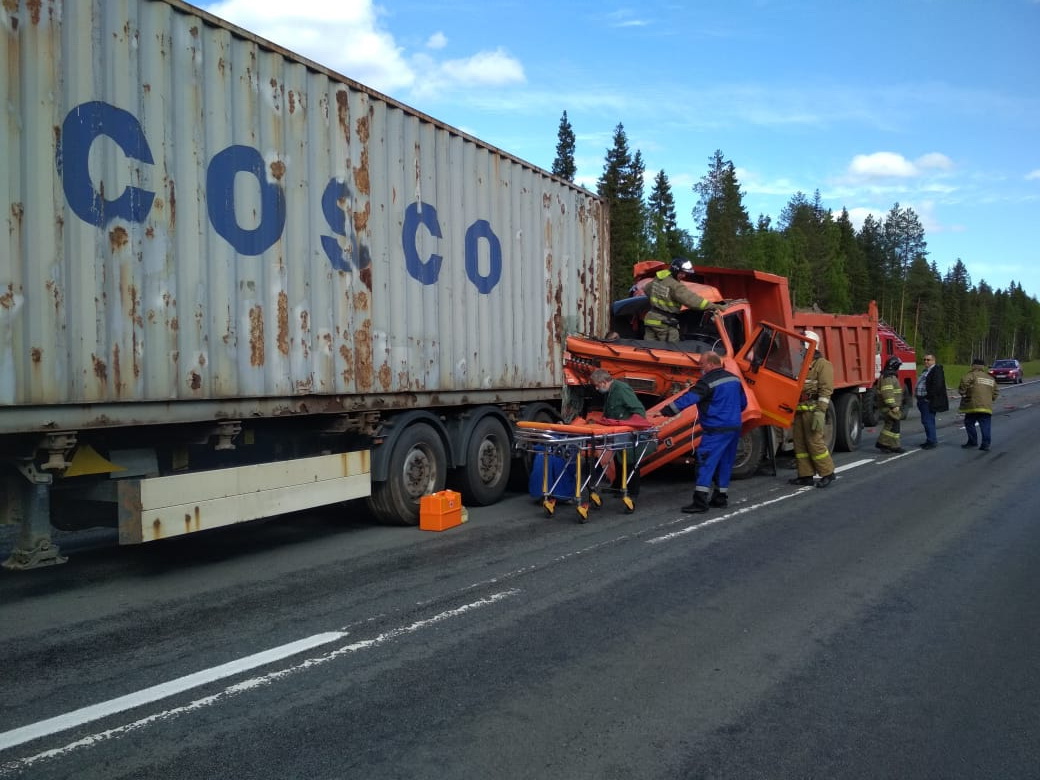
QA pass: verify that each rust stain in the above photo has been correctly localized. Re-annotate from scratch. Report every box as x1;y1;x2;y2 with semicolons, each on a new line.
188;371;202;390
353;115;370;195
269;159;286;181
170;316;179;332
276;291;289;355
112;343;123;395
354;321;372;390
359;266;372;291
377;361;392;390
336;90;349;137
339;344;354;385
30;347;42;363
25;0;41;25
109;226;129;251
288;90;297;114
9;202;23;228
0;286;14;309
249;305;265;366
352;201;370;235
168;179;176;229
92;354;107;381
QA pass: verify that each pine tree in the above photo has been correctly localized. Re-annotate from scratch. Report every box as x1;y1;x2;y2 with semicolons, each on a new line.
646;170;693;261
551;111;576;182
693;150;752;268
597;124;646;300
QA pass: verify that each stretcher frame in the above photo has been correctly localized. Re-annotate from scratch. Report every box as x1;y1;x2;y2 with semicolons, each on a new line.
514;421;659;521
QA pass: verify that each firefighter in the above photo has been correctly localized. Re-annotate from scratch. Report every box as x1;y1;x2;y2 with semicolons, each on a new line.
788;331;836;488
958;357;999;450
660;351;748;512
643;258;722;342
875;356;905;453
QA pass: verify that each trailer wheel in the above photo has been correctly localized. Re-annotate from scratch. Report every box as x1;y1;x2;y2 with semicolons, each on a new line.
368;422;447;525
455;416;511;506
833;393;862;452
731;428;765;480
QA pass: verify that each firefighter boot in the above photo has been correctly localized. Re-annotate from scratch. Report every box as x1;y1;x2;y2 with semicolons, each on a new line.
682;491;710;514
709;490;728;508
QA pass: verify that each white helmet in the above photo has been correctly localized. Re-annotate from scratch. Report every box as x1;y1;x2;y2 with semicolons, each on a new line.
803;330;820;346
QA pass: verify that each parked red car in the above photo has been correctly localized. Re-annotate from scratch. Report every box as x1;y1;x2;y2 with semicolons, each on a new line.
989;359;1023;384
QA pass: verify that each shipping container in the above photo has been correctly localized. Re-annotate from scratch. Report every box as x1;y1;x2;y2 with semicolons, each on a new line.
0;0;609;567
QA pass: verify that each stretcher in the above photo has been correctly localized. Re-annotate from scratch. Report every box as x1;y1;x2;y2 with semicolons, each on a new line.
514;420;659;521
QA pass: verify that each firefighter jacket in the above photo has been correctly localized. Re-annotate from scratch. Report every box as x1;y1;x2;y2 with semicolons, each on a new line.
958;367;999;414
878;372;903;419
797;354;834;413
645;270;711;328
664;367;747;433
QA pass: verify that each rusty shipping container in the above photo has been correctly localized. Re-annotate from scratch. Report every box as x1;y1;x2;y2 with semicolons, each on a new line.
0;0;609;562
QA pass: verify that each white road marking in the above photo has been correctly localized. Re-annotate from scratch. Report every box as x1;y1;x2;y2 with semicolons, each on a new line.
647;456;880;545
0;590;518;772
0;632;345;753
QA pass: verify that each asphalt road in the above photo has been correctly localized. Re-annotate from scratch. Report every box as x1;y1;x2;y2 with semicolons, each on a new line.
1;382;1038;779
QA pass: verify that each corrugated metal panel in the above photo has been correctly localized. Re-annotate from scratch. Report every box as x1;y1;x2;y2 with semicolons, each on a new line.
0;0;608;431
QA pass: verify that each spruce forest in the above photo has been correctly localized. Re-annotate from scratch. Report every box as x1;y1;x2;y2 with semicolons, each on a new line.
551;113;1040;365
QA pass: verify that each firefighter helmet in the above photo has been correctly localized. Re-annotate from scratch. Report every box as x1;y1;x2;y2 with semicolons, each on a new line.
803;330;820;347
670;257;694;276
884;356;901;373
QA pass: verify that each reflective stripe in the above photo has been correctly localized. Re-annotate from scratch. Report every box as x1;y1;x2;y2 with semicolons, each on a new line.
811;451;831;461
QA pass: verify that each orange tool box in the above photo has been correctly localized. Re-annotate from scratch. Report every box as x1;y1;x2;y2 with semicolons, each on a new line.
419;490;464;531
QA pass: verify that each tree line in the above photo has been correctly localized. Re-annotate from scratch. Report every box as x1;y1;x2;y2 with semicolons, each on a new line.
551;112;1040;364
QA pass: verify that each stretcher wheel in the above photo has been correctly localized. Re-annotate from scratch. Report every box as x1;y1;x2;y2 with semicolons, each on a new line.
622;496;635;513
576;503;590;523
542;498;557;517
589;491;602;508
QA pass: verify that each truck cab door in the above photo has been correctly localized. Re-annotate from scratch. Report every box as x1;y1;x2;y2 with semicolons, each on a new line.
735;322;814;429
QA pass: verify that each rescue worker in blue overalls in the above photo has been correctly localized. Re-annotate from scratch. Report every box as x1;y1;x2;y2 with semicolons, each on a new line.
660;351;748;512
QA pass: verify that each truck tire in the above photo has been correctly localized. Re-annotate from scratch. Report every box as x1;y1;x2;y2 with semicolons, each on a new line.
368;422;447;525
730;428;765;480
861;387;880;427
833;393;862;452
901;380;914;415
823;403;837;454
454;415;511;506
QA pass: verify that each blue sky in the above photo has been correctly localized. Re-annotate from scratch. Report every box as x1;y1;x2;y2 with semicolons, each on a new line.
200;0;1040;299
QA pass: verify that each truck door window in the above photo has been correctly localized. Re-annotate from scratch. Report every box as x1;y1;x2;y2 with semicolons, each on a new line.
747;327;800;380
722;313;746;352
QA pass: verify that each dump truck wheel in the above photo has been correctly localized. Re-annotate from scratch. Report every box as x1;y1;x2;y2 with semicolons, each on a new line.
833;393;862;452
731;428;765;480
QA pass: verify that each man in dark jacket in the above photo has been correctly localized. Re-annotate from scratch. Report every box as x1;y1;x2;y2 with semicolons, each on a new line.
660;352;747;513
915;353;948;449
589;368;649;497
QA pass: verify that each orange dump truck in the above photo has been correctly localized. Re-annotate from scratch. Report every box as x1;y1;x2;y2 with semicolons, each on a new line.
563;261;915;478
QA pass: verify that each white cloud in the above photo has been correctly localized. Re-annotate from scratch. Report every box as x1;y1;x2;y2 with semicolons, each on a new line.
1026;169;1040;180
200;1;523;99
203;0;414;93
847;151;954;180
849;152;918;178
438;49;524;87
